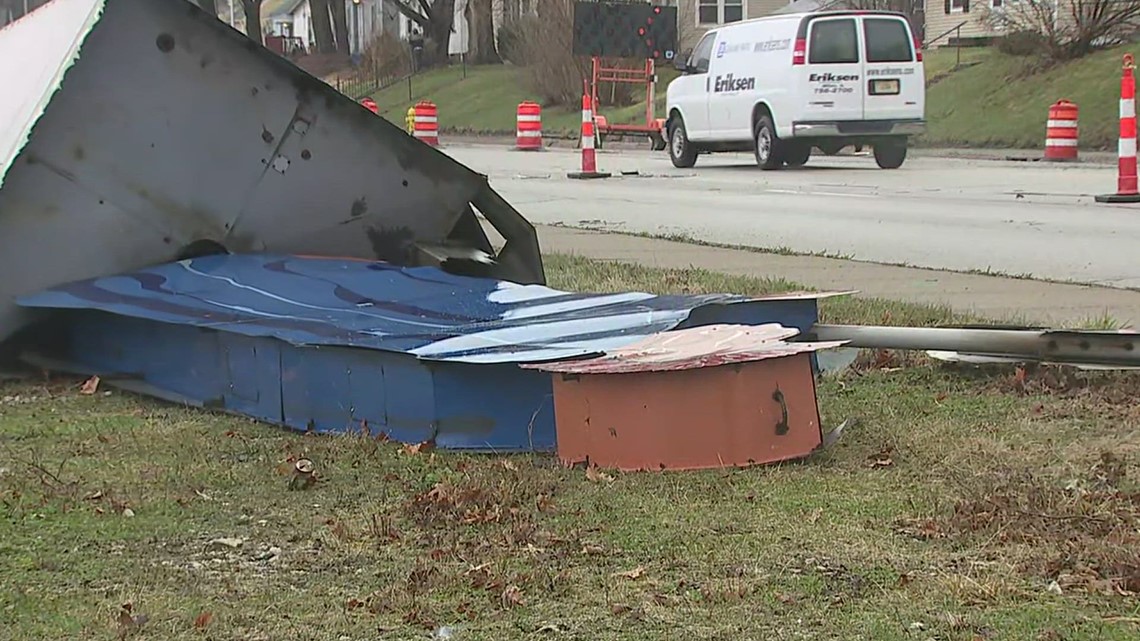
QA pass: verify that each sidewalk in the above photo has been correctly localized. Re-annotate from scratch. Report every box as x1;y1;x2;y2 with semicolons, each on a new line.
534;225;1140;327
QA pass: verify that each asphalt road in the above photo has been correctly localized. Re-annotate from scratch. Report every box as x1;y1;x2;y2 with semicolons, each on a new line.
442;143;1140;289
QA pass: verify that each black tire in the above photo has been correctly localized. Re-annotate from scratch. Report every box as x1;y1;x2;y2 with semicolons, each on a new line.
753;115;783;170
783;143;811;168
873;138;908;169
668;117;698;168
818;142;845;156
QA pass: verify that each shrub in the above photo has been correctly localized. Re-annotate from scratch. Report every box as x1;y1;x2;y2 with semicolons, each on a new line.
996;29;1048;57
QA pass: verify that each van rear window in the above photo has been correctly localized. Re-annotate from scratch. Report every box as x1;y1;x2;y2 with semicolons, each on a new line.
864;18;913;63
808;19;858;65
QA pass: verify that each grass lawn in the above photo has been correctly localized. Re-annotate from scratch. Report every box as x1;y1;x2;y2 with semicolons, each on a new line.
368;64;676;138
3;254;1140;639
922;46;1131;150
365;47;1133;150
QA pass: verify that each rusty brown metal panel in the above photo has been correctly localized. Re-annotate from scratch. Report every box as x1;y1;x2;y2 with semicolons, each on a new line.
547;352;825;472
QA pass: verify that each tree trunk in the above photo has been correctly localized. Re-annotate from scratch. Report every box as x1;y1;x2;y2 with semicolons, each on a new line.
242;0;262;44
330;0;350;55
310;0;337;54
424;0;456;64
470;0;499;64
197;0;219;16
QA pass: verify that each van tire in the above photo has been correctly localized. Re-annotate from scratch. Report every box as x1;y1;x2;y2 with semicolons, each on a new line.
873;138;908;169
753;115;782;170
668;118;698;168
783;143;811;168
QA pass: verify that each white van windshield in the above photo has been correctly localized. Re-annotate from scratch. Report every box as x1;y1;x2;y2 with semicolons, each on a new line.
864;17;914;63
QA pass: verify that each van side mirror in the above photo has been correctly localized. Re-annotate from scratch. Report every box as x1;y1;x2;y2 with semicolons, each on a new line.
674;51;691;73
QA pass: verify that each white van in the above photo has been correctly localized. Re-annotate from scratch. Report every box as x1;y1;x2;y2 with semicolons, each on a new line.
664;10;925;170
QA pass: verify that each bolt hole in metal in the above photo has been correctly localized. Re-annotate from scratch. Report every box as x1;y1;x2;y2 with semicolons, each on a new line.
155;33;175;53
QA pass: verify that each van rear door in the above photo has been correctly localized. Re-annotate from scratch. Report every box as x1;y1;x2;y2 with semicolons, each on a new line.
861;15;923;121
800;15;864;122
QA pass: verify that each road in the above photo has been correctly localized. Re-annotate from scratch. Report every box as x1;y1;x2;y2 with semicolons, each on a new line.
442;143;1140;289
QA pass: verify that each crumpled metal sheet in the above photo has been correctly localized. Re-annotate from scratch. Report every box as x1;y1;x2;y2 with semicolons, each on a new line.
524;323;846;374
0;0;542;344
16;253;780;365
0;0;105;189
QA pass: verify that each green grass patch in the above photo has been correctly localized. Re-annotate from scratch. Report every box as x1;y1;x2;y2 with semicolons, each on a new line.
3;254;1140;639
369;64;675;138
922;46;1134;150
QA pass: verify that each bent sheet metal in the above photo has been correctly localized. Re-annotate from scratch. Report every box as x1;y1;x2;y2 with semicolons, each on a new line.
17;254;842;450
0;0;541;345
523;323;847;471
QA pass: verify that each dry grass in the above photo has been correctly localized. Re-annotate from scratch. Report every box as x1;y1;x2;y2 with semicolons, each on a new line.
2;254;1140;640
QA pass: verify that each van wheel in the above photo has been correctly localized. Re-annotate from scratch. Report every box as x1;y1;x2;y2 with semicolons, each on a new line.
753;115;782;170
874;138;908;169
668;118;698;168
783;143;811;168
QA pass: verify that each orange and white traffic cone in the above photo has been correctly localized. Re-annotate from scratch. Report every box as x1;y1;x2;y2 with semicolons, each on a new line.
1097;54;1140;203
568;92;611;180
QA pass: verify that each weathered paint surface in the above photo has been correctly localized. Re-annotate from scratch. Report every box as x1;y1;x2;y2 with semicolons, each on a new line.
18;256;837;451
525;323;846;374
0;0;541;343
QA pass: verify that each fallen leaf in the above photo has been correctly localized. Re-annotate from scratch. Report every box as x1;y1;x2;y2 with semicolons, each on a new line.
345;598;365;610
193;611;213;629
84;490;104;501
500;584;525;608
115;603;148;639
403;440;435;455
121;508;135;518
615;566;645;580
80;375;101;395
585;465;614;483
580;543;604;555
776;593;796;605
867;446;895;469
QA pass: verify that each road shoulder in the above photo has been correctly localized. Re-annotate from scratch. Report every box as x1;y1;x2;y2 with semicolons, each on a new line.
533;225;1140;327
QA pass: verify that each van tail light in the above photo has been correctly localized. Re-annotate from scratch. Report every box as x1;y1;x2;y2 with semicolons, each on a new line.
792;38;806;65
913;35;923;62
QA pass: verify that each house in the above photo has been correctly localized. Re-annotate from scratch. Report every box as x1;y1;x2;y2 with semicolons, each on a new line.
924;0;1001;47
263;0;402;56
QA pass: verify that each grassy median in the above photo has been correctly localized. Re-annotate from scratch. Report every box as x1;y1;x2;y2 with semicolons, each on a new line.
2;254;1139;640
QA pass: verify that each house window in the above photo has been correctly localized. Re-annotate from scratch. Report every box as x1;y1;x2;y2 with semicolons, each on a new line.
697;0;744;26
949;0;968;12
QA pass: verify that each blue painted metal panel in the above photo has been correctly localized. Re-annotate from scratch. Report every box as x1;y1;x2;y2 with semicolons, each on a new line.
21;256;838;452
18;254;752;364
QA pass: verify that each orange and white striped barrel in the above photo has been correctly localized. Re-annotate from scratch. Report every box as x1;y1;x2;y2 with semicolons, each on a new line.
412;100;438;147
515;101;542;151
1044;100;1078;162
1097;55;1140;203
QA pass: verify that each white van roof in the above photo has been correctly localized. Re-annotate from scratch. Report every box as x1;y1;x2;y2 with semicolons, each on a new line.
716;9;911;28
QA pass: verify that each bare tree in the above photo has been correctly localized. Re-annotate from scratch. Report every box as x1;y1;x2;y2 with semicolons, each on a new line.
310;0;338;53
469;0;500;63
330;0;351;54
981;0;1140;60
242;0;263;43
391;0;457;63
